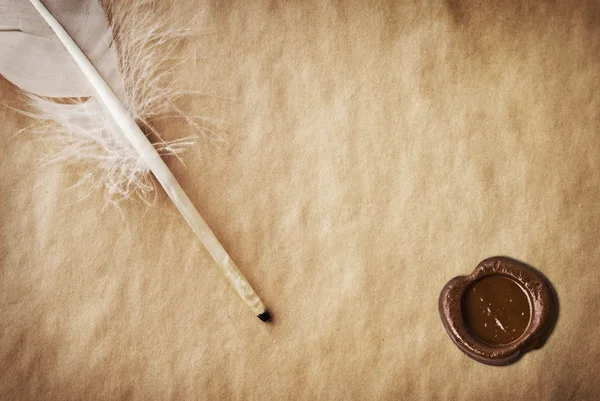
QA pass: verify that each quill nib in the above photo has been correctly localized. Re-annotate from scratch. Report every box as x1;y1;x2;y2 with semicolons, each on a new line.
258;310;272;323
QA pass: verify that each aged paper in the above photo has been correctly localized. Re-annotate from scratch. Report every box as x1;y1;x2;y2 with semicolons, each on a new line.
1;0;599;399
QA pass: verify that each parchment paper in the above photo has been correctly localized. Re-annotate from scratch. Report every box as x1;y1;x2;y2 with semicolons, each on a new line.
1;0;599;400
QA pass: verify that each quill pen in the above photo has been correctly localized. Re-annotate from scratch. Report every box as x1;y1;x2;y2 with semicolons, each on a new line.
1;0;270;322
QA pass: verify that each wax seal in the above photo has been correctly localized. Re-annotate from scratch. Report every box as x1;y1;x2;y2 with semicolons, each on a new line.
439;256;558;366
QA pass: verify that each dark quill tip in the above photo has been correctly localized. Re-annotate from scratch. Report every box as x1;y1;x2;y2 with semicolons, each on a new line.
257;310;272;322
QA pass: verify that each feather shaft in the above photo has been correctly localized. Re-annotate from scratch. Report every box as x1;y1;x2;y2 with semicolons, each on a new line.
28;0;267;319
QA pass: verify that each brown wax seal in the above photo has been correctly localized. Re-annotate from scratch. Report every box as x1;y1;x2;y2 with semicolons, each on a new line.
439;257;558;366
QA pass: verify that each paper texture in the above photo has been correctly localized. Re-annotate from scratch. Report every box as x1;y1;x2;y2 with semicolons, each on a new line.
1;0;599;399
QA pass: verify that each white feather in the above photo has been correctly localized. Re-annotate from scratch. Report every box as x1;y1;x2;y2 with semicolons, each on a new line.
0;0;268;319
